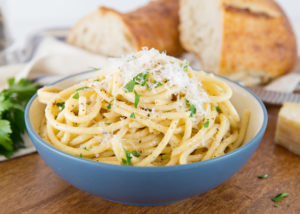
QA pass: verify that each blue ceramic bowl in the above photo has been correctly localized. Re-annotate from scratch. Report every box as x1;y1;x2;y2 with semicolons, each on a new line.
25;71;267;206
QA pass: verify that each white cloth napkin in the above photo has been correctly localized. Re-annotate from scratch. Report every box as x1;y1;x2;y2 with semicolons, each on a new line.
0;37;109;161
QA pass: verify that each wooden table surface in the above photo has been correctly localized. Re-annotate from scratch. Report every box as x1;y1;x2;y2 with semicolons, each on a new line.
0;105;299;214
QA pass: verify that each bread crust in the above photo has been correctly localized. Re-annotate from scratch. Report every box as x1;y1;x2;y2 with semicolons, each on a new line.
219;0;297;80
122;0;184;56
67;0;183;57
179;0;297;85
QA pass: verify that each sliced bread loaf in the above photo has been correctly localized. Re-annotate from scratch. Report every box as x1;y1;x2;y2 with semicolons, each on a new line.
67;0;184;57
180;0;297;86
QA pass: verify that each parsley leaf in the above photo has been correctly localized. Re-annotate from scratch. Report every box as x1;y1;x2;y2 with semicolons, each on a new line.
107;100;113;110
124;80;136;93
131;151;140;157
161;154;168;160
186;99;196;117
83;147;89;151
72;92;79;99
189;104;196;117
80;153;83;158
122;148;133;166
141;72;149;86
272;193;289;202
146;84;151;91
56;102;65;110
130;112;136;119
0;120;13;152
105;123;112;126
257;174;269;179
182;62;189;71
134;90;140;108
216;106;222;113
75;87;89;92
0;98;12;117
0;78;38;158
122;158;127;165
203;120;209;128
154;80;163;88
124;72;149;92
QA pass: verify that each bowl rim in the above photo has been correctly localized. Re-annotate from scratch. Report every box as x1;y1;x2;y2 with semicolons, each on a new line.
25;70;268;172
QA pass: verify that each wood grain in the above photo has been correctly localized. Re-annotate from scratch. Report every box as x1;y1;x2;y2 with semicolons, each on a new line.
0;106;300;214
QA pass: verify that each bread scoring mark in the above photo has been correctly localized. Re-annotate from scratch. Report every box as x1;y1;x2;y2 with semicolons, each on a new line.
224;5;274;19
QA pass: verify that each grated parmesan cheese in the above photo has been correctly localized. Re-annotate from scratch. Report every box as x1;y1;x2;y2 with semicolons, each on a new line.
94;48;209;116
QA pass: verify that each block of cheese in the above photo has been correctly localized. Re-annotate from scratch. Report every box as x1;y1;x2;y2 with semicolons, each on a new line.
275;102;300;155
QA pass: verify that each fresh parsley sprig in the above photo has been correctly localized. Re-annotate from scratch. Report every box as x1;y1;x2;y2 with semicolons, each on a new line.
0;78;38;158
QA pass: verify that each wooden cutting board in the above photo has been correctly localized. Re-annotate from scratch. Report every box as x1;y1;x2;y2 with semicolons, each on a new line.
0;105;299;214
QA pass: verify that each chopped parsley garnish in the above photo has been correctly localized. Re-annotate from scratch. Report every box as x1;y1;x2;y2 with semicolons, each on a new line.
186;99;197;117
131;151;140;157
154;80;163;88
80;153;83;158
141;72;149;86
182;62;189;71
257;174;269;179
146;84;151;91
124;72;149;92
0;78;38;158
122;158;127;165
75;86;89;92
216;106;222;113
134;90;140;108
107;100;113;110
124;80;135;93
189;104;196;117
83;147;89;151
203;120;209;128
72;92;79;99
105;123;112;126
274;204;279;208
130;112;136;119
122;148;133;166
272;193;289;202
56;102;65;110
161;154;168;160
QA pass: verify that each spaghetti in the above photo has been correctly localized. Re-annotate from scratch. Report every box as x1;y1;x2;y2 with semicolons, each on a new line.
37;49;250;166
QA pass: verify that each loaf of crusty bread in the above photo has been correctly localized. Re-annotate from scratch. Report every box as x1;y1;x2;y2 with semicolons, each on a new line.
180;0;298;86
67;0;184;57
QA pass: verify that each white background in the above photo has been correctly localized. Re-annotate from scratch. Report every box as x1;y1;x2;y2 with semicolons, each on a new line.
2;0;300;52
